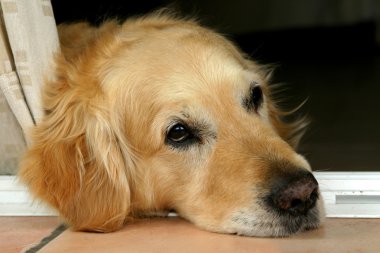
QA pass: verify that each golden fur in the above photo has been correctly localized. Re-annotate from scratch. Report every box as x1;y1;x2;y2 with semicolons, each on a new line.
19;12;323;236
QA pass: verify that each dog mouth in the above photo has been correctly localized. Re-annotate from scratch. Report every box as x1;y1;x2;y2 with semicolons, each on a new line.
228;201;322;237
231;208;321;237
269;206;321;237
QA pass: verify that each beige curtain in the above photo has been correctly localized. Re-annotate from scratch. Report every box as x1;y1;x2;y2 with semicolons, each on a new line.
0;0;59;175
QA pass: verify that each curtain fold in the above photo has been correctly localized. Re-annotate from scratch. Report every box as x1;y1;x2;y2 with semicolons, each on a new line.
0;0;59;174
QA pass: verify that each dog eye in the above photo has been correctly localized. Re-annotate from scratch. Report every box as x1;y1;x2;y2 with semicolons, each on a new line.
251;86;263;110
243;84;264;112
167;123;192;143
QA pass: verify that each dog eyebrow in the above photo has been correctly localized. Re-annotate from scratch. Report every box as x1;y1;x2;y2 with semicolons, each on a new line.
176;112;217;141
181;111;191;119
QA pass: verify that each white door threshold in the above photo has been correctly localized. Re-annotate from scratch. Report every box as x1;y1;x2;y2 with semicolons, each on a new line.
1;172;380;217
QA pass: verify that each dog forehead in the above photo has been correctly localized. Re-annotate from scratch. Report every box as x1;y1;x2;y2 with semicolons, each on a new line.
107;23;267;120
148;38;258;91
115;24;245;73
104;21;270;94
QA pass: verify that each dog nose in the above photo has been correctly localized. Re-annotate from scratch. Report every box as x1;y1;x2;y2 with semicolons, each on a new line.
271;171;319;216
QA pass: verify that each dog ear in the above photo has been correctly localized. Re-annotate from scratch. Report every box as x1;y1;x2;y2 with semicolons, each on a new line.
259;64;309;149
19;73;133;232
268;104;309;149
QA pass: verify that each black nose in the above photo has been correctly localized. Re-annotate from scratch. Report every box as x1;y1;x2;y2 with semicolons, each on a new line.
270;171;319;216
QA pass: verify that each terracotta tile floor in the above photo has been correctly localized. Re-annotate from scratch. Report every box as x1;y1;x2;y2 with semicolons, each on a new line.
1;217;379;253
0;216;60;253
2;217;376;253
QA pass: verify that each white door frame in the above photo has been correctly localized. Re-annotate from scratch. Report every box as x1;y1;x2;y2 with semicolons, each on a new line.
1;172;380;217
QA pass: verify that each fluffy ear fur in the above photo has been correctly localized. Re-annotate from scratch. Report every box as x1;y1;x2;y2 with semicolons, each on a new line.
18;93;131;232
19;85;131;232
260;65;309;149
18;27;132;231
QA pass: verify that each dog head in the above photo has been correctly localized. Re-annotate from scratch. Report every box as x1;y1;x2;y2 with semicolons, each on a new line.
19;13;324;236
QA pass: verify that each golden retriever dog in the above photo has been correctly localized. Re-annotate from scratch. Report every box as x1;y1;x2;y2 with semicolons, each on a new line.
19;12;324;237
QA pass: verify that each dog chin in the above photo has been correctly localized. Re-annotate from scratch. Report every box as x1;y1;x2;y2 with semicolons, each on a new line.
222;202;323;237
